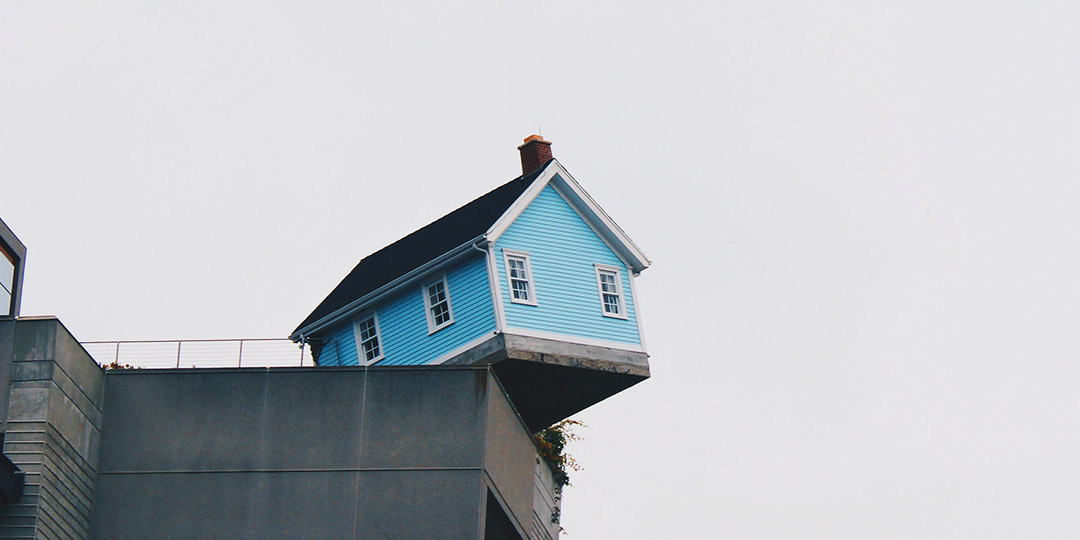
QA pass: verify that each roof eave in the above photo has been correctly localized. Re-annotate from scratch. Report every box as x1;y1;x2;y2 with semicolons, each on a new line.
290;234;488;341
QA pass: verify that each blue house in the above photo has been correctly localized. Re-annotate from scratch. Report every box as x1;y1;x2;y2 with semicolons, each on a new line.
291;136;651;430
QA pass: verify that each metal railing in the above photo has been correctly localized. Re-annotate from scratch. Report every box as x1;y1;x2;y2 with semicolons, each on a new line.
80;338;311;369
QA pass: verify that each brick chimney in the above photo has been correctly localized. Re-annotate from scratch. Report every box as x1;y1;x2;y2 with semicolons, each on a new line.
517;135;553;175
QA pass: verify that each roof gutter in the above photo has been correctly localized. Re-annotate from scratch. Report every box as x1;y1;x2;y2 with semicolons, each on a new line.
290;235;488;341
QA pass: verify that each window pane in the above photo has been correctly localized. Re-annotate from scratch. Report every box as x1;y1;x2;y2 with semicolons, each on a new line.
599;272;617;293
0;288;9;317
433;303;450;325
428;282;446;305
359;319;375;341
0;251;13;296
362;338;379;360
512;280;529;300
604;294;620;314
509;258;526;279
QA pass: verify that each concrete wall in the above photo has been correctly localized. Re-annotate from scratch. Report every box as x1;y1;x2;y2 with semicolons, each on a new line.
0;320;15;435
90;366;549;540
530;459;560;540
483;373;562;540
0;317;105;540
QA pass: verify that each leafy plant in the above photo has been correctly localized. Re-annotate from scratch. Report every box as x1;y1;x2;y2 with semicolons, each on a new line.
533;419;585;527
102;360;138;370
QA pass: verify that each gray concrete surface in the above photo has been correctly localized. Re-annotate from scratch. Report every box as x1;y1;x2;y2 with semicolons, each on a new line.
0;317;105;540
90;366;553;540
0;320;14;437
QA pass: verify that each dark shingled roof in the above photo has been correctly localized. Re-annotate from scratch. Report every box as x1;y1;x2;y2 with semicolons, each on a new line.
293;163;549;335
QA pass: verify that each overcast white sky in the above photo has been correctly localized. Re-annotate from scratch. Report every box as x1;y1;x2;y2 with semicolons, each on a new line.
3;1;1080;538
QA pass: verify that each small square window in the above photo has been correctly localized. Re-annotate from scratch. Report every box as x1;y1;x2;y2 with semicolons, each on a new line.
594;265;628;319
423;276;455;333
502;249;537;306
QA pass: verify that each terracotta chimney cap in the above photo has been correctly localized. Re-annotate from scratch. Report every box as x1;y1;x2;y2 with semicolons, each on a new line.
517;134;550;148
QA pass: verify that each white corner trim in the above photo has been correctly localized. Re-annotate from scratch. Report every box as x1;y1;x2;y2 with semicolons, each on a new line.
627;272;648;354
422;274;455;334
351;311;385;365
502;327;645;353
484;243;506;333
501;248;539;306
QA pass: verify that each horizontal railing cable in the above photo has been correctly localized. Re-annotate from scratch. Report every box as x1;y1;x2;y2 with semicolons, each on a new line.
79;338;312;369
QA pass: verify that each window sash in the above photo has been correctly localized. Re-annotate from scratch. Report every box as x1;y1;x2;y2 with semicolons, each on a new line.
503;250;537;306
354;315;382;363
595;266;627;319
423;277;454;332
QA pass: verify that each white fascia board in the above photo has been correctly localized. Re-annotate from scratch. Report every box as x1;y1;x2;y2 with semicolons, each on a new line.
484;163;556;240
290;235;487;341
628;271;648;353
548;162;651;272
486;160;651;274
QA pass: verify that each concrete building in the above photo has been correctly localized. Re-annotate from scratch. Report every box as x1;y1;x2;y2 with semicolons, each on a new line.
0;137;652;539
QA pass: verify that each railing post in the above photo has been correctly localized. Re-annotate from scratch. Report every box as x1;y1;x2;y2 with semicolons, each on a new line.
82;338;296;370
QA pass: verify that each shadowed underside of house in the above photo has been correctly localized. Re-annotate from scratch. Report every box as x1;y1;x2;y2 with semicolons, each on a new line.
444;332;649;432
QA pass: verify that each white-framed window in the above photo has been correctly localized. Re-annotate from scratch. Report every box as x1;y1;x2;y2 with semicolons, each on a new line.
423;275;454;333
352;313;384;364
594;264;628;319
502;249;537;306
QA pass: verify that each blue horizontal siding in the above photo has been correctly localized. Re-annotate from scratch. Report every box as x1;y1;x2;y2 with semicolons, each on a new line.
315;253;496;366
495;184;641;345
317;321;359;366
379;254;496;365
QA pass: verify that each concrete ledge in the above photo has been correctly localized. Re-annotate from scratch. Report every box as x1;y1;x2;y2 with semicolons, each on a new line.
503;333;649;376
442;332;650;432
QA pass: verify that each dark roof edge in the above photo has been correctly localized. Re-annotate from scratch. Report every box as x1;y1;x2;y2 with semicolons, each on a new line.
289;234;486;341
291;163;549;337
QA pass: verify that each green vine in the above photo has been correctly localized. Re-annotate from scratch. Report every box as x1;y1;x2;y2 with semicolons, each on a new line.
533;419;585;527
